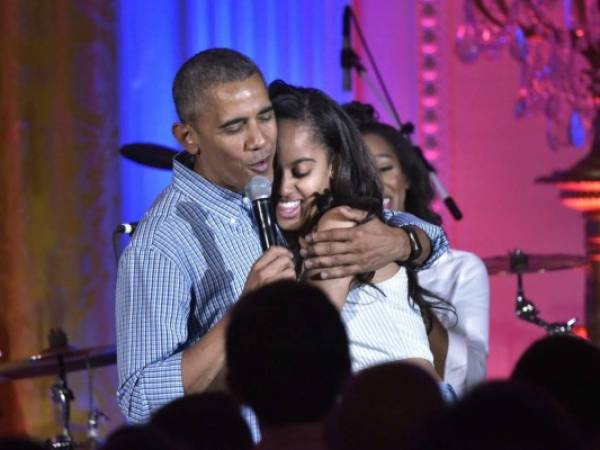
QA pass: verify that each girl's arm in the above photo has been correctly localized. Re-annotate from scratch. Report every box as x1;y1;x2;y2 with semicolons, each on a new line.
301;208;355;309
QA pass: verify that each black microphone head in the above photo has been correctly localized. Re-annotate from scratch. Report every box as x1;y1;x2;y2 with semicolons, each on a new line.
245;175;272;202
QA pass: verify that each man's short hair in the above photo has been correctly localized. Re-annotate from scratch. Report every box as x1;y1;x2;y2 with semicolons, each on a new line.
172;48;264;123
226;280;351;426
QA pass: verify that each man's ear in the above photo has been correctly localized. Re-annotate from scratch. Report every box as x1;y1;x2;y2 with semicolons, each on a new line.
173;122;200;155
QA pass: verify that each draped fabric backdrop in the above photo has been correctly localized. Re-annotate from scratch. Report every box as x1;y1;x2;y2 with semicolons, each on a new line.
0;0;119;437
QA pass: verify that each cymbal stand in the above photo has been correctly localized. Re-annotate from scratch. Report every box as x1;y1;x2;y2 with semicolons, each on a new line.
47;354;75;449
514;269;577;335
85;360;108;448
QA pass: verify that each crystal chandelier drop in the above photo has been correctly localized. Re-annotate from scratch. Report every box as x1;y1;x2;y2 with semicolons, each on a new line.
455;0;600;150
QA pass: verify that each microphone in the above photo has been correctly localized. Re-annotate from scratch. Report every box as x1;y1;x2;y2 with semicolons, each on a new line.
115;222;138;235
245;176;278;251
411;145;463;220
342;6;352;91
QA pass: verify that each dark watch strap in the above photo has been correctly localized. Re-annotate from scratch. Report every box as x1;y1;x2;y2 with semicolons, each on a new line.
403;226;423;264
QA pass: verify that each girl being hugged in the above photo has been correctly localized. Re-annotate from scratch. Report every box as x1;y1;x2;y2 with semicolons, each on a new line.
270;80;449;381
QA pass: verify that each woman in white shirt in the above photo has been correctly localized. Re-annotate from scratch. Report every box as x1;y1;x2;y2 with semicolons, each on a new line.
343;102;490;395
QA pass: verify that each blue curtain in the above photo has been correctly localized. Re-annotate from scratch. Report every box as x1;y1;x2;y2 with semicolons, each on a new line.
118;0;350;222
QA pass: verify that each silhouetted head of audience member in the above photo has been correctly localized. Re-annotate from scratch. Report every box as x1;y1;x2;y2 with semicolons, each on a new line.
0;437;44;450
511;334;600;446
102;425;179;450
150;391;253;450
412;380;584;450
327;361;445;450
226;280;351;428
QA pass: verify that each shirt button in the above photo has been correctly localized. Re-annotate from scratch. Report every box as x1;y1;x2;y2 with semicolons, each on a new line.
230;217;237;225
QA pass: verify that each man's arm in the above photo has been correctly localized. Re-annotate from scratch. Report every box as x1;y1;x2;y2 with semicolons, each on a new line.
181;246;296;394
302;206;448;279
116;246;195;422
117;245;296;422
383;209;448;268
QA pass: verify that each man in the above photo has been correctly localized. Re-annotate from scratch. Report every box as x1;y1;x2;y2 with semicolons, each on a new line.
226;280;350;450
116;48;448;423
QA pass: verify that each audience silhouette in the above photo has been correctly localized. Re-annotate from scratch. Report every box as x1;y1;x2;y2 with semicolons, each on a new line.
150;391;253;450
412;380;584;450
327;361;445;450
226;280;351;450
511;334;600;448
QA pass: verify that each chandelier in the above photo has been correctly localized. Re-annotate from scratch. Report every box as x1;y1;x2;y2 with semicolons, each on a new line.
455;0;600;151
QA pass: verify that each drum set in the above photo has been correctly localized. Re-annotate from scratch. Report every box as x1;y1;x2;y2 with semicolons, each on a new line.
0;144;589;448
0;329;115;449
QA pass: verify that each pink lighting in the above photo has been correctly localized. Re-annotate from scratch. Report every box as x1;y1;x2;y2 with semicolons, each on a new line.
418;0;445;225
421;44;438;54
421;97;439;107
557;181;600;193
421;18;437;28
560;197;600;212
422;71;438;81
423;124;439;134
557;182;600;212
424;150;440;161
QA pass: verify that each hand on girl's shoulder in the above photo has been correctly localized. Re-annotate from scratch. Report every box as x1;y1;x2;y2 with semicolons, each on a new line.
316;206;357;232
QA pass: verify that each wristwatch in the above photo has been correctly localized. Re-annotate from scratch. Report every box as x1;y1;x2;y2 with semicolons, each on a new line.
403;226;422;265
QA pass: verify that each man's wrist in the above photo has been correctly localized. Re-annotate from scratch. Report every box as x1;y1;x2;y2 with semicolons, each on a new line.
402;226;423;265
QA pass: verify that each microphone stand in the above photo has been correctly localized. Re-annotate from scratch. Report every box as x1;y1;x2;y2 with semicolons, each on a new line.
343;6;463;221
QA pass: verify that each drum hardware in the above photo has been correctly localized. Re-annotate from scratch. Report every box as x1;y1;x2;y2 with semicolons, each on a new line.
0;329;115;449
483;251;588;276
45;329;76;450
120;143;177;170
84;359;109;449
490;249;581;335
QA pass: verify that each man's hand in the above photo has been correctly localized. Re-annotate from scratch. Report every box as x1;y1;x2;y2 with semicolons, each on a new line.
183;247;295;395
301;206;430;279
242;246;296;294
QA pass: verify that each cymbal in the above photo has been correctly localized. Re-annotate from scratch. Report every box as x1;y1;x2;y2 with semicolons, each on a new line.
483;252;588;275
0;345;116;382
120;143;178;170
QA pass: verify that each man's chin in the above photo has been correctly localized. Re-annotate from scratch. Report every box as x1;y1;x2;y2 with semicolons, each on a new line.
245;167;273;182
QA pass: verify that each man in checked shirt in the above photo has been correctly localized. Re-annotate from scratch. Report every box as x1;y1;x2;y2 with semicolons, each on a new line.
115;48;448;424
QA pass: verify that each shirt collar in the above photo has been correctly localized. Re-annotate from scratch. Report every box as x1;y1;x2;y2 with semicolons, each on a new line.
171;152;251;219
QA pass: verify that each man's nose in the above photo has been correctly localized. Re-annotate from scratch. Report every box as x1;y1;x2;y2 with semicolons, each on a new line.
247;122;266;150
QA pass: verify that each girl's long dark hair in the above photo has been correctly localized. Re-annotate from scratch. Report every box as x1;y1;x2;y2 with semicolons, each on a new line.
343;101;456;329
270;81;450;331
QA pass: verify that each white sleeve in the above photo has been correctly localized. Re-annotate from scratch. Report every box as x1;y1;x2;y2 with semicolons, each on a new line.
422;250;490;395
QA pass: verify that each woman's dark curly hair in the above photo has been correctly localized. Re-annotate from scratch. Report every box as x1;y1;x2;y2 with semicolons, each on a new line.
269;81;450;331
343;101;442;226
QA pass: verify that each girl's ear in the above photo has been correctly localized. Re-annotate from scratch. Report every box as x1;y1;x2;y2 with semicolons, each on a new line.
328;161;334;181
